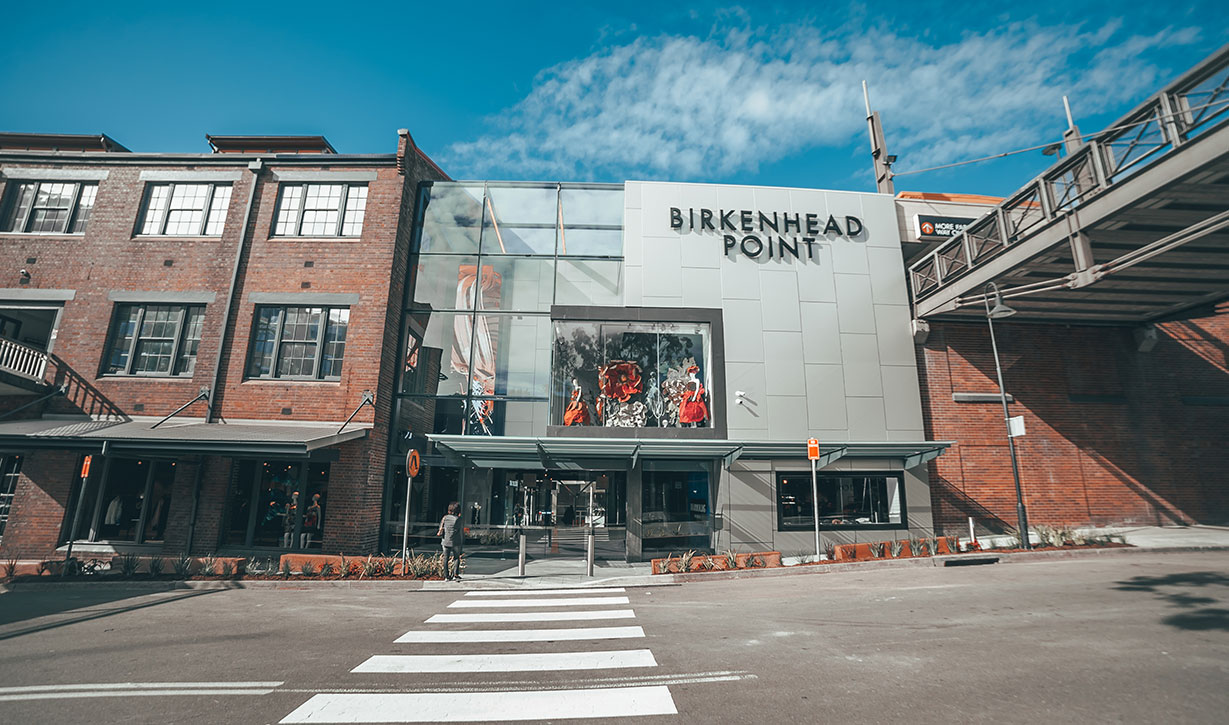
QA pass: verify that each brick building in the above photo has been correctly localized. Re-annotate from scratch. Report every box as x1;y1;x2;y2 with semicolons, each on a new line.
0;130;446;559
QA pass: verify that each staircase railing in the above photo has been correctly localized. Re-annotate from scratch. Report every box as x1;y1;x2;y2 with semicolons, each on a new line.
0;337;49;381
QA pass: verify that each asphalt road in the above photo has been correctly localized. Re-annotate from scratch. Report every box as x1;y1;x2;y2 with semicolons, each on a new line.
0;551;1226;724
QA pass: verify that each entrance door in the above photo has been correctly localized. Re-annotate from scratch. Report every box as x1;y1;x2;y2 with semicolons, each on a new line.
488;470;627;560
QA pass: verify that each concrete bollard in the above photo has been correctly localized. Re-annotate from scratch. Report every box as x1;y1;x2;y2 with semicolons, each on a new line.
518;532;527;577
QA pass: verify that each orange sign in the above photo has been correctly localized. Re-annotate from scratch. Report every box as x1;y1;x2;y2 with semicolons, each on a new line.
80;455;92;478
807;438;820;461
406;449;421;478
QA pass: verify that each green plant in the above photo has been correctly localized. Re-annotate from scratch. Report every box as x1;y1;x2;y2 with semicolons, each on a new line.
889;540;904;558
300;561;317;577
361;555;379;578
172;554;193;578
319;561;335;577
823;542;835;560
199;555;218;577
869;542;886;558
3;559;17;579
280;559;293;578
37;559;53;576
221;560;235;578
147;557;165;577
748;555;765;568
907;537;923;556
722;549;738;569
118;553;141;577
701;556;719;571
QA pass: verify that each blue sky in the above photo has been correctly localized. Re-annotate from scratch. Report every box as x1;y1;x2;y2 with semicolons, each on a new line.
2;1;1225;196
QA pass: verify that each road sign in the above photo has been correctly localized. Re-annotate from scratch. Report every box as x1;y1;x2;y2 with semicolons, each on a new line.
405;449;421;478
80;455;92;478
807;438;820;460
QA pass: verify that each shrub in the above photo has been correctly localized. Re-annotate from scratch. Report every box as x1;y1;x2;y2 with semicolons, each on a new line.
221;560;236;578
823;542;836;560
3;559;18;579
172;554;193;579
37;560;53;576
361;556;379;578
319;562;335;577
889;540;904;558
869;542;886;558
147;557;165;577
199;555;218;577
118;553;141;578
280;559;293;578
722;549;738;569
300;561;317;577
677;550;697;573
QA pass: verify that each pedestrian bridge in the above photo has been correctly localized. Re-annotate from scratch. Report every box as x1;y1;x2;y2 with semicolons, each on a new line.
909;44;1229;324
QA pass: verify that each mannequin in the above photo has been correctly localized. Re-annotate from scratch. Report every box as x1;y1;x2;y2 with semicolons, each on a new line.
679;365;709;426
563;377;591;426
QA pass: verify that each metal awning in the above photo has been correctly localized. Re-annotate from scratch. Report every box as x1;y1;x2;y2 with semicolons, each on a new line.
0;418;371;458
429;435;952;471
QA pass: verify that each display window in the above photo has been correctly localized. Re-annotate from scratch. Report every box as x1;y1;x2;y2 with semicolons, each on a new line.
640;461;711;552
776;471;904;530
222;460;329;549
551;320;713;429
60;456;176;545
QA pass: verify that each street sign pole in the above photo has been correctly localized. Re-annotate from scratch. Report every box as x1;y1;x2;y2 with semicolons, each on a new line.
807;438;821;559
402;449;421;561
64;455;92;570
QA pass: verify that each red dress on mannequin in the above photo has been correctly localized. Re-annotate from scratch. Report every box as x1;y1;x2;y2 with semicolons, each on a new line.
563;387;591;426
680;379;708;425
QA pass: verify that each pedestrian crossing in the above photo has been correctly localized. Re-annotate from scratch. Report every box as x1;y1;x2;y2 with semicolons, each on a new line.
280;586;678;723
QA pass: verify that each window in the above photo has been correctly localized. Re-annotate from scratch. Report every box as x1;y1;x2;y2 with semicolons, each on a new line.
0;455;21;543
137;183;232;236
103;304;205;376
61;457;175;545
0;181;97;234
247;306;349;379
776;471;905;530
272;183;367;237
551;320;713;429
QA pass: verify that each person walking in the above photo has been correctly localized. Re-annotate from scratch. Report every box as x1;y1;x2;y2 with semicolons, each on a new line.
437;501;463;581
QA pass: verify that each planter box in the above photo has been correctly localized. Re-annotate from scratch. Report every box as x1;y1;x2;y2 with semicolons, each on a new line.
651;551;781;574
108;555;247;576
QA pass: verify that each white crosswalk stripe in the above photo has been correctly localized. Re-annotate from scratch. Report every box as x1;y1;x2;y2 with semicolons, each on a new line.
280;587;679;723
394;626;645;643
447;596;630;608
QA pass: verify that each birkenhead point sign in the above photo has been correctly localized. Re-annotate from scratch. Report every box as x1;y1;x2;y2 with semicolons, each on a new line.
669;207;864;261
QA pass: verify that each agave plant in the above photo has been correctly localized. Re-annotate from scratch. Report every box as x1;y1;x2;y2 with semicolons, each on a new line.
3;559;17;579
300;561;317;577
119;553;141;577
199;555;219;577
722;549;738;569
869;542;886;558
280;558;293;578
677;550;697;573
147;557;165;577
889;540;904;558
172;554;193;578
319;561;335;577
220;560;236;578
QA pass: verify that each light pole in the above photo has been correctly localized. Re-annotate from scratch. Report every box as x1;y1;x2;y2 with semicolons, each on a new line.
984;282;1031;549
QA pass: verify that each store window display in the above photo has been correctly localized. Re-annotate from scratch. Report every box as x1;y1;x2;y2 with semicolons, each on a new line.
223;460;330;549
776;472;904;529
552;320;713;429
60;457;176;545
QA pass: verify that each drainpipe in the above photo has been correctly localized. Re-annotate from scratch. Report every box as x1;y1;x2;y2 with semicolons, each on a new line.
185;158;262;554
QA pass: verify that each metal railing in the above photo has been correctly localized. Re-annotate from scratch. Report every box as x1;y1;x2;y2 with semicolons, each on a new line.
0;336;49;381
909;45;1229;306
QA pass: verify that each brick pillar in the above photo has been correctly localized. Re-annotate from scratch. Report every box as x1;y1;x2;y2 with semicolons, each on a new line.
0;451;77;559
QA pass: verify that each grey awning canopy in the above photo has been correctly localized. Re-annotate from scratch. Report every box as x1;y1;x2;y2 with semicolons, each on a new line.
429;435;952;471
0;419;371;458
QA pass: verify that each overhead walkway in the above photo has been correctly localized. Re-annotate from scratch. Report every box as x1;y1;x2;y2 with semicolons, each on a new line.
909;44;1229;323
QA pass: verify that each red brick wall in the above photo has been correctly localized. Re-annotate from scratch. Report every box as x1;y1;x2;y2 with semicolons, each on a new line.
0;451;76;558
921;309;1229;533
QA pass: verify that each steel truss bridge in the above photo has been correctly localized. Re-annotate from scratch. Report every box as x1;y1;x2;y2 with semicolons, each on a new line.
909;44;1229;324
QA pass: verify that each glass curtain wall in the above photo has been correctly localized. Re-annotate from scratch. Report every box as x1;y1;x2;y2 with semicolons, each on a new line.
388;182;624;549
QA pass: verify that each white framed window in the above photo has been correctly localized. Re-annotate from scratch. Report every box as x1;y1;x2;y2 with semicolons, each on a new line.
0;181;97;234
272;183;367;237
137;183;232;236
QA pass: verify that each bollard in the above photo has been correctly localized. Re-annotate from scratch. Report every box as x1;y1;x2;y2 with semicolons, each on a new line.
968;516;976;549
586;532;595;577
518;532;527;577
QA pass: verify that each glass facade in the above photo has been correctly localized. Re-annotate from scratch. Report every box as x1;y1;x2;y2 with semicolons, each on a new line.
388;182;625;551
776;472;904;529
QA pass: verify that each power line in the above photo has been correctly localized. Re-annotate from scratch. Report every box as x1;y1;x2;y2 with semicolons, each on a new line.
890;96;1229;178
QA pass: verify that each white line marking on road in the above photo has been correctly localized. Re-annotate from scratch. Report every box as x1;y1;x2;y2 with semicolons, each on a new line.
394;626;645;643
274;672;755;693
280;685;678;723
351;649;658;673
426;609;635;623
463;587;626;596
0;689;275;702
0;682;284;694
447;596;629;608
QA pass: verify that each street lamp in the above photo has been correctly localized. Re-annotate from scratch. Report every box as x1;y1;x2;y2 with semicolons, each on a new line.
984;282;1031;549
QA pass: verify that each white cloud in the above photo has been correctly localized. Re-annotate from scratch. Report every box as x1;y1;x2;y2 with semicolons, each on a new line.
444;17;1200;180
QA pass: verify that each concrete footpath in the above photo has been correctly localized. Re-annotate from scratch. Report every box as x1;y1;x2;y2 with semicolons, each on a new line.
4;524;1227;593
